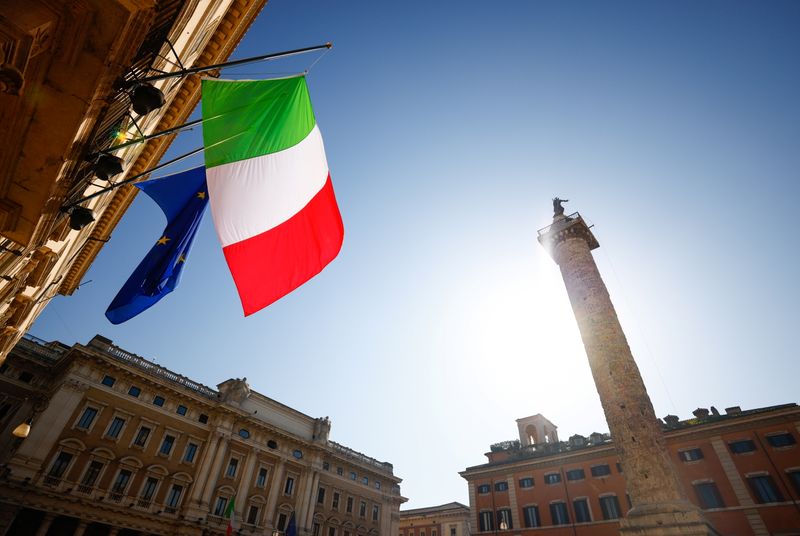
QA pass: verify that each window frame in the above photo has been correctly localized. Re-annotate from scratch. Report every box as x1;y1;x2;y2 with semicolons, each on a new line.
573;497;592;522
692;480;725;509
728;439;757;454
522;504;540;528
549;501;570;525
765;432;796;449
74;404;101;432
678;447;704;462
599;494;622;520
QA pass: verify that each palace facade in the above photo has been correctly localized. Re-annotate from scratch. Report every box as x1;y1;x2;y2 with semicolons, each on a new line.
460;406;800;535
0;334;405;535
0;0;268;361
399;502;470;536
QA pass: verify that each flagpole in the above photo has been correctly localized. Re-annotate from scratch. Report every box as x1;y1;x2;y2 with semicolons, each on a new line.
118;43;332;89
62;131;245;210
98;118;204;154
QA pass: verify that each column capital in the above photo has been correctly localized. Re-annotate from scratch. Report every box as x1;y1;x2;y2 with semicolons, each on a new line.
537;213;599;263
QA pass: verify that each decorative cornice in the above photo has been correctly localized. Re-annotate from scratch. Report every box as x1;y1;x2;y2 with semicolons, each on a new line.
59;0;267;294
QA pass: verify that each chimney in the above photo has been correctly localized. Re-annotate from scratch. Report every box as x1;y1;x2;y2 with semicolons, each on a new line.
725;406;742;415
692;408;710;419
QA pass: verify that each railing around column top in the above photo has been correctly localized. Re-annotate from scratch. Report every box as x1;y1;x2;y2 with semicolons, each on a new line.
536;212;581;237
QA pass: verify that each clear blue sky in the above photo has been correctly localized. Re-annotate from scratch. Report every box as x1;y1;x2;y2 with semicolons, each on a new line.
33;1;800;509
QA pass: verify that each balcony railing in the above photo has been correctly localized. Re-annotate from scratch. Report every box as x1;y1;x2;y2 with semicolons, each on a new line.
90;338;218;399
536;212;582;237
329;441;394;475
19;334;66;362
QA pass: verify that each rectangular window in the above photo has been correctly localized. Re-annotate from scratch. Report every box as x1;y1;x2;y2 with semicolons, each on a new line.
81;460;103;487
477;484;490;493
375;480;381;490
256;467;268;487
523;505;540;528
277;513;287;531
346;496;354;513
112;469;131;493
599;495;621;520
566;468;585;481
350;471;357;481
284;476;295;495
141;477;158;501
318;487;326;504
496;508;512;529
133;426;150;447
729;439;756;454
48;452;72;478
166;484;183;508
176;405;187;416
372;504;379;521
766;432;796;448
519;477;534;488
332;492;340;509
77;407;98;429
748;475;784;503
159;434;175;455
494;481;508;491
450;529;456;536
128;385;141;397
106;416;125;439
184;442;198;463
102;375;116;387
226;458;238;478
328;528;336;536
247;505;259;525
479;511;494;532
152;396;165;407
693;482;725;509
359;501;367;518
313;523;321;536
550;502;569;525
573;498;591;522
788;470;800;496
214;496;228;516
337;466;344;475
679;448;704;462
590;464;611;477
362;476;369;485
544;472;561;484
199;414;209;424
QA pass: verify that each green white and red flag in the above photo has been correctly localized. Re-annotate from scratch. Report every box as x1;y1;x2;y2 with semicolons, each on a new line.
202;75;344;316
224;495;237;535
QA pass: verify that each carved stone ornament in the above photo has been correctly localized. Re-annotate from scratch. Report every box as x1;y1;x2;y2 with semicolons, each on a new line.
217;378;251;406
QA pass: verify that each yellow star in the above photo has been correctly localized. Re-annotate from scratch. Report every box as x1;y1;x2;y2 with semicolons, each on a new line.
177;254;186;263
197;191;206;199
157;236;170;245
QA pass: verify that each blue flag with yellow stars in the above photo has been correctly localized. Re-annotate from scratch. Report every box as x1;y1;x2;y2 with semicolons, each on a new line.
105;166;209;324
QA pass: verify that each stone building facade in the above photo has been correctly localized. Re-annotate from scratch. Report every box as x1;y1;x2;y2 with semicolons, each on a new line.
399;502;470;536
0;334;405;535
0;0;268;361
460;405;800;535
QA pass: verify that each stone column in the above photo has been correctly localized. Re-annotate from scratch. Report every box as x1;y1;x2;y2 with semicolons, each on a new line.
293;466;316;535
199;433;230;508
189;432;222;506
264;460;286;527
72;521;88;536
301;470;320;532
234;451;258;518
34;513;55;536
538;212;717;536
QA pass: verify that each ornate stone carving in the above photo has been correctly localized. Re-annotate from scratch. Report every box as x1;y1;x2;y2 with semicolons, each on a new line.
217;378;250;407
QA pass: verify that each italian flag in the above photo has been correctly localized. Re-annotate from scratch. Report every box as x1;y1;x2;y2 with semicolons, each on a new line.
224;495;237;535
202;76;344;316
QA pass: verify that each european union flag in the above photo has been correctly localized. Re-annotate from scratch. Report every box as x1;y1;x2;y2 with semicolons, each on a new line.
105;167;209;324
285;513;297;536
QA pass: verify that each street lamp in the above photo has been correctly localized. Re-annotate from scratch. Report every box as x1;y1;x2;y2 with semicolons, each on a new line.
499;521;508;531
12;418;31;438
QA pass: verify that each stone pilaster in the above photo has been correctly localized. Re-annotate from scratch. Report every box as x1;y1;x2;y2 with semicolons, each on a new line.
264;460;286;527
538;212;717;535
234;450;258;517
8;380;85;480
